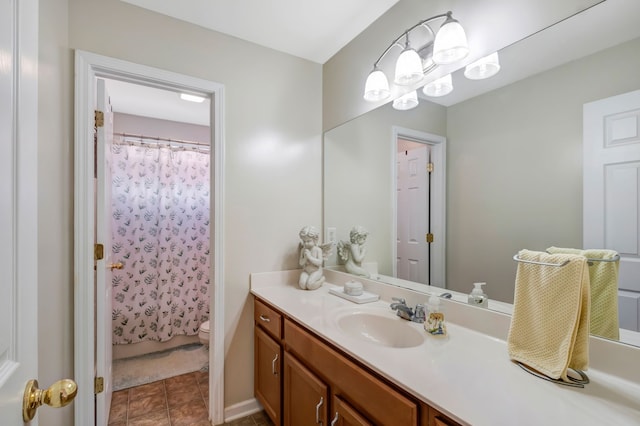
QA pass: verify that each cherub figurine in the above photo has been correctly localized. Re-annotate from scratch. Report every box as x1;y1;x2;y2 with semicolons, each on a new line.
298;226;333;290
337;226;370;278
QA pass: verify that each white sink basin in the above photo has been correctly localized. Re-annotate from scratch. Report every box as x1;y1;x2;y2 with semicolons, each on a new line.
336;310;424;348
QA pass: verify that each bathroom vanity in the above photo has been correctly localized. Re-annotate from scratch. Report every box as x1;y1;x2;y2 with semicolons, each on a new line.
251;270;640;426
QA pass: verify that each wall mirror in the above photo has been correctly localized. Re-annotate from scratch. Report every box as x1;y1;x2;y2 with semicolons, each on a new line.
323;0;640;347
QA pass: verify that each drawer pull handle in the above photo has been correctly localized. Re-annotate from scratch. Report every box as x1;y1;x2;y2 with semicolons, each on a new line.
315;396;324;425
331;412;339;426
259;315;271;323
271;353;279;375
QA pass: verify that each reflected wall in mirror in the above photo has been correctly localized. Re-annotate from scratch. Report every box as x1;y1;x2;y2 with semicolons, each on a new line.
323;0;640;346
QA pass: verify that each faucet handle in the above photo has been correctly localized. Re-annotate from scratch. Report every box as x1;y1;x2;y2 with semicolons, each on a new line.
391;297;406;305
413;304;426;323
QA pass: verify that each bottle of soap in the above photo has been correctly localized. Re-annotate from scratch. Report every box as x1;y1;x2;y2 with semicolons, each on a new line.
424;294;447;337
468;282;488;308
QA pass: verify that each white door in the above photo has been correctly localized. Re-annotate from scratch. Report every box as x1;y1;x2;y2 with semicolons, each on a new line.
584;89;640;332
397;143;430;284
95;79;114;426
0;0;40;424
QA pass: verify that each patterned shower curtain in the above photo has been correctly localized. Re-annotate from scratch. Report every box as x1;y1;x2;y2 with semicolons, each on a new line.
110;136;210;344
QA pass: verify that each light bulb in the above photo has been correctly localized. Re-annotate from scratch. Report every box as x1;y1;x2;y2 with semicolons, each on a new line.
392;91;419;110
433;14;469;65
423;74;453;97
464;52;501;80
363;68;390;102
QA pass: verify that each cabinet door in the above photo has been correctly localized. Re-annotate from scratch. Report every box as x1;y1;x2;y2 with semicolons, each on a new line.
329;396;372;426
255;326;282;425
284;352;329;426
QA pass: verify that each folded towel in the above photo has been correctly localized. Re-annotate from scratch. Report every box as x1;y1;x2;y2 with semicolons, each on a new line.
508;250;590;382
547;247;620;340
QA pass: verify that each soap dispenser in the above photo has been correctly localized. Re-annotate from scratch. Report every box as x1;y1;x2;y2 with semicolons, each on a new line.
468;282;488;308
424;294;447;336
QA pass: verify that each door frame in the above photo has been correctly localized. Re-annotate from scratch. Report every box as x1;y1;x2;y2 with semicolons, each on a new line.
73;50;226;425
390;126;446;287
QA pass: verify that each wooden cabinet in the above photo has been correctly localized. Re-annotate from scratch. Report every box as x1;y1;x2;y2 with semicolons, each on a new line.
329;396;372;426
254;299;284;425
255;326;282;424
283;352;328;426
284;318;418;425
253;297;462;426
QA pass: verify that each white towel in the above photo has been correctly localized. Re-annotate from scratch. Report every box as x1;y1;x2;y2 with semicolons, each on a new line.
508;250;590;382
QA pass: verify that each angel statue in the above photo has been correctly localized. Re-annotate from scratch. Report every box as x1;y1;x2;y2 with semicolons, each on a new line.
337;226;370;278
298;225;334;290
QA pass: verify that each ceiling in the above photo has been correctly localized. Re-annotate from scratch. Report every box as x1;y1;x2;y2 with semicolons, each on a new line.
107;0;640;128
121;0;399;64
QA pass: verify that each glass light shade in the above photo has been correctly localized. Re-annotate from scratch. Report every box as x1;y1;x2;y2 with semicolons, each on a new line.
363;69;390;102
394;48;424;86
464;52;501;80
392;90;419;110
432;18;469;65
422;74;453;97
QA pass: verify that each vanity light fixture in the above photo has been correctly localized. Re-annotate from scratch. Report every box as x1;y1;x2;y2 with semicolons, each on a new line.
180;93;206;103
363;11;469;103
464;52;501;80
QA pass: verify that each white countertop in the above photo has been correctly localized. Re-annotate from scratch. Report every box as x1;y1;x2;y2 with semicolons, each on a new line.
250;270;640;426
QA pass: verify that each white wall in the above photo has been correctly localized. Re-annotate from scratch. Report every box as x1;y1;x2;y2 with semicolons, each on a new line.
114;112;211;144
38;0;74;425
38;1;322;424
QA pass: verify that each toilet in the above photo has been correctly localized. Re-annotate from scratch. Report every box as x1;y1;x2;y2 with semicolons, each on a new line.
198;320;210;347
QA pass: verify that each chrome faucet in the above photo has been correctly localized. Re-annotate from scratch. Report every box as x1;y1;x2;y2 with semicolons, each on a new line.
390;297;426;323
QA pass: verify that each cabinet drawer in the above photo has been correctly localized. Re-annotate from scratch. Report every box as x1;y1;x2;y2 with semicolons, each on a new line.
285;319;418;426
255;298;283;339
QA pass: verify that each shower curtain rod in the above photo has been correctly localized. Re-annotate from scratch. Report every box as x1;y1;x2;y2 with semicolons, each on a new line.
114;132;210;148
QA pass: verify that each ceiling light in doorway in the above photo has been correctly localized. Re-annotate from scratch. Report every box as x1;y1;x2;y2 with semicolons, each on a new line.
180;93;206;103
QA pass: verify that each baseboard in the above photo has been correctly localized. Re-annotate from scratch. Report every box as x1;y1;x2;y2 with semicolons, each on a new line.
223;398;264;422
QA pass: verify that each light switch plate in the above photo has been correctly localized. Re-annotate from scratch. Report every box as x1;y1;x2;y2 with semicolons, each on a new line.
326;227;337;244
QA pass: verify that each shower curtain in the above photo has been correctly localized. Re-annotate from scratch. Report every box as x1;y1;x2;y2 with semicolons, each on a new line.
110;136;210;344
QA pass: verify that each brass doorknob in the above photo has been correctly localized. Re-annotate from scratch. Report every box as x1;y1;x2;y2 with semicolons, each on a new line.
23;379;78;421
108;262;124;270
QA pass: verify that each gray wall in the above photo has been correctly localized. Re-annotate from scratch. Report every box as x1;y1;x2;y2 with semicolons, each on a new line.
446;37;640;302
324;100;446;275
39;1;322;424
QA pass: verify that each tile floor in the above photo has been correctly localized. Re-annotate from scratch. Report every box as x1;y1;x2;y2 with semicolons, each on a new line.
108;371;209;426
108;371;273;426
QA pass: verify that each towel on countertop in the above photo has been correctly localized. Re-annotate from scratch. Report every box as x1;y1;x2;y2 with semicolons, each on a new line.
547;247;620;340
508;249;590;382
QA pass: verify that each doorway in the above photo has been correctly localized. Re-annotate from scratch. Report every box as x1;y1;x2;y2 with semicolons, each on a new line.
74;51;225;426
391;126;446;288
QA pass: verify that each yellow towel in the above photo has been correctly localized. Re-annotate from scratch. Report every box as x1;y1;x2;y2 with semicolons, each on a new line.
508;250;590;382
547;247;620;340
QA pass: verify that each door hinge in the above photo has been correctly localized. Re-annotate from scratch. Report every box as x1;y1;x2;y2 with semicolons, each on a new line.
94;376;104;394
95;110;104;128
426;233;434;243
427;162;434;173
94;243;104;260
